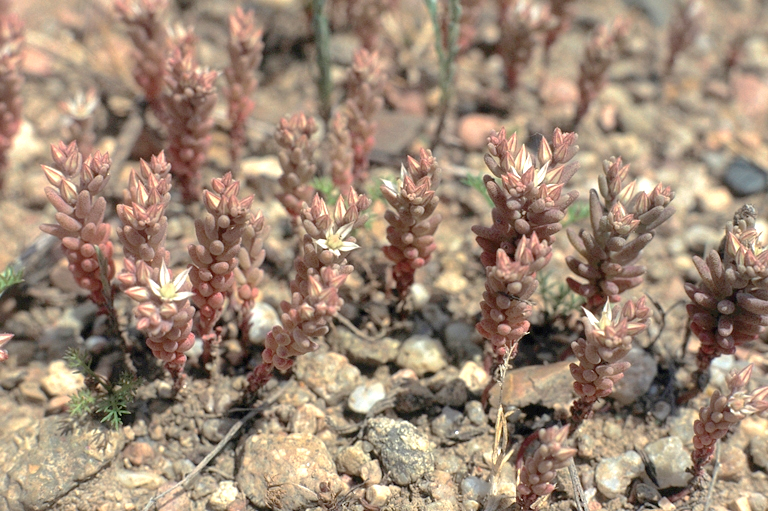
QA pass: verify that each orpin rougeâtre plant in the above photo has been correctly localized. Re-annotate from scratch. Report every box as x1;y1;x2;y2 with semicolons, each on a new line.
686;205;768;380
473;128;579;369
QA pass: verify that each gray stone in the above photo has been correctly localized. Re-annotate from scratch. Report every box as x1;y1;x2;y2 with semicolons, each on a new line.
465;401;487;426
396;335;448;376
435;379;469;408
750;434;768;471
431;407;464;439
444;322;483;362
643;436;693;488
460;476;490;501
749;492;768;511
612;347;657;405
0;416;124;510
365;417;435;486
668;407;698;447
293;350;360;405
718;442;748;481
723;157;768;197
595;451;645;499
335;328;400;366
237;433;342;510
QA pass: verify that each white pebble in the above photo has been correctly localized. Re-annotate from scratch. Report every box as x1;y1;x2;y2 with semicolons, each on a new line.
348;381;386;414
248;302;281;345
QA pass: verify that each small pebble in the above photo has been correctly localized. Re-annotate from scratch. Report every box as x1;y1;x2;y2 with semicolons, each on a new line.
247;302;280;345
722;157;768;197
431;407;463;438
409;283;430;310
457;361;489;394
612;347;656;405
465;400;486;426
643;436;692;488
595;450;645;499
115;469;165;489
208;481;239;511
123;441;155;466
749;493;768;511
365;485;391;507
634;483;661;504
337;442;372;477
396;335;448;376
361;459;383;485
460;476;490;501
348;381;386;414
365;417;435;486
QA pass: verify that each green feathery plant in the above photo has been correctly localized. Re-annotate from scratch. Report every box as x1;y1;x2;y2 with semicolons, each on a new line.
462;173;494;207
64;348;139;430
562;199;590;228
0;265;23;297
311;175;339;204
311;0;332;123
537;270;584;322
426;0;461;149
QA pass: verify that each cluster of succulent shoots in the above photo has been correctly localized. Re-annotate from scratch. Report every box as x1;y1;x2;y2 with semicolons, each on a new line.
249;191;371;390
569;297;650;426
188;173;254;341
574;19;628;126
37;137;267;388
329;48;385;196
380;149;442;300
473;128;579;368
114;151;196;384
40;142;115;308
686;205;768;375
516;424;577;510
224;7;264;171
567;157;675;313
116;0;263;204
0;3;23;190
691;364;768;477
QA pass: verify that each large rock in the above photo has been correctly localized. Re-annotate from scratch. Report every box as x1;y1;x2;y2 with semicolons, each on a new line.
293;350;360;405
365;417;434;486
0;414;123;510
237;433;342;510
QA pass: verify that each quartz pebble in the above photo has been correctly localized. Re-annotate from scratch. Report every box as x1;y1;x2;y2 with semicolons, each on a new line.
348;381;386;414
396;335;448;376
643;436;692;488
247;302;280;345
460;476;490;501
595;451;645;498
612;347;657;405
208;481;239;511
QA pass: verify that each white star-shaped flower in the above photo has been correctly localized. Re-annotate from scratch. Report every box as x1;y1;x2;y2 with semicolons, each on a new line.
315;223;359;257
149;261;195;302
583;301;613;331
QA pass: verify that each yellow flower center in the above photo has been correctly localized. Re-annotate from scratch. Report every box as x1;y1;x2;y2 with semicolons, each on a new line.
326;233;343;250
159;282;179;301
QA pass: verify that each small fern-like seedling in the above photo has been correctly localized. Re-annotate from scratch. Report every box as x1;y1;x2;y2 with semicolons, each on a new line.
461;173;493;207
310;175;339;204
537;270;584;322
0;265;23;297
561;199;589;228
64;349;139;430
